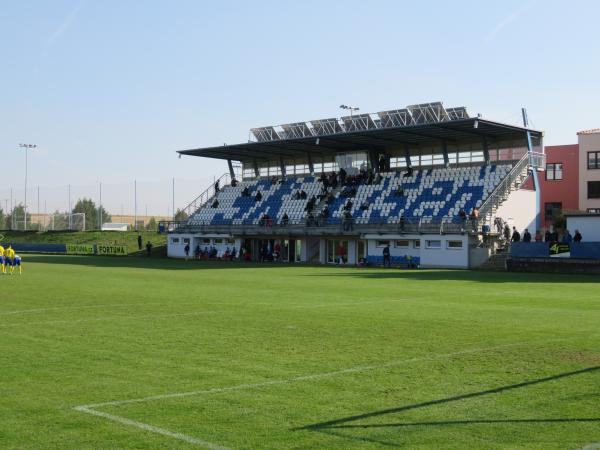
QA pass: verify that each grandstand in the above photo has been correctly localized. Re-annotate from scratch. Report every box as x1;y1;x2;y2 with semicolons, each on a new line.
168;102;545;268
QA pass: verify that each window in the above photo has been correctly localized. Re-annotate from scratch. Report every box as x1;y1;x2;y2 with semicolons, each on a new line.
394;240;409;248
171;237;180;244
413;240;421;249
545;163;563;180
202;238;211;244
183;238;190;244
588;152;600;170
447;240;463;249
214;238;223;244
376;240;390;247
544;202;562;221
425;240;441;249
588;181;600;199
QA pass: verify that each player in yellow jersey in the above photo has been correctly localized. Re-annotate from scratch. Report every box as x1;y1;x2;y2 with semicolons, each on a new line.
5;245;15;274
0;244;5;274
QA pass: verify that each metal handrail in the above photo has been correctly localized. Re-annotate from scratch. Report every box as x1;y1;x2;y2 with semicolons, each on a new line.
478;153;530;220
181;173;231;219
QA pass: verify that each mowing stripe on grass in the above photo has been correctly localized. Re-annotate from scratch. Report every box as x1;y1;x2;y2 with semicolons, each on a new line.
73;337;585;448
73;406;230;450
0;311;216;328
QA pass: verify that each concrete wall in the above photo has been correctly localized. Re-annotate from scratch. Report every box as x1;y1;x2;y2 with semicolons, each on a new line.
566;215;600;242
495;188;537;233
578;131;600;212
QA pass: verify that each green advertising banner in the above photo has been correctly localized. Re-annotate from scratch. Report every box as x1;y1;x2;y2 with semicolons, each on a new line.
97;244;128;256
66;244;95;255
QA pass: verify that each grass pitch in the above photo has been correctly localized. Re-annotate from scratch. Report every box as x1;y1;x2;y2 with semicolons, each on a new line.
1;255;599;449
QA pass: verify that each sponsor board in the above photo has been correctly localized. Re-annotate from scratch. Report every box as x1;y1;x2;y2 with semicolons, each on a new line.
66;244;95;255
550;243;570;258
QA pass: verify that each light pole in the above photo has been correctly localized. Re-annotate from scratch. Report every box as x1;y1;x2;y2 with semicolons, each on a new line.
19;143;37;230
339;104;360;117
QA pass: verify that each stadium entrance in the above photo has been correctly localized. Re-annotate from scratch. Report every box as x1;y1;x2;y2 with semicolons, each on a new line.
168;102;545;268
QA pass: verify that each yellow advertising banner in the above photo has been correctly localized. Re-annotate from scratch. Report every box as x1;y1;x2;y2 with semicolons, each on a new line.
96;244;128;256
66;244;95;255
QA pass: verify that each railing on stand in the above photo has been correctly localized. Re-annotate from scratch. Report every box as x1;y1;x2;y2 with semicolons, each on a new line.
181;173;231;220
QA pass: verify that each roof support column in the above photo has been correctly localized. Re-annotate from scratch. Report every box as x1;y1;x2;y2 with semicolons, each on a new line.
227;159;235;180
253;159;259;178
482;138;490;165
368;148;379;172
279;156;286;177
307;153;314;175
442;141;449;167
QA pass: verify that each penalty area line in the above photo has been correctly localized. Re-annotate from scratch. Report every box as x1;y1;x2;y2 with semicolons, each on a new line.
73;406;230;450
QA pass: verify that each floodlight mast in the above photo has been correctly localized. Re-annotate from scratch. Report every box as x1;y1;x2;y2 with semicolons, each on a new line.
18;143;37;231
339;104;360;117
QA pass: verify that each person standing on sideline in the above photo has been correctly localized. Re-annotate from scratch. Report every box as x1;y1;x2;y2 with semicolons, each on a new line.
511;227;521;242
184;242;190;261
574;229;583;242
383;243;391;267
522;229;532;243
146;241;153;257
137;233;143;251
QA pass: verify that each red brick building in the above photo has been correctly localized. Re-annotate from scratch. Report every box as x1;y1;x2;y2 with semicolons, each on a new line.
540;144;580;229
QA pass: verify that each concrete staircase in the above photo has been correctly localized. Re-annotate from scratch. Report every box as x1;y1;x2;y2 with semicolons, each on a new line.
479;252;509;271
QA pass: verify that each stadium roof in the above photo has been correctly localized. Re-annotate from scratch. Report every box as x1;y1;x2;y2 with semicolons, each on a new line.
178;105;543;163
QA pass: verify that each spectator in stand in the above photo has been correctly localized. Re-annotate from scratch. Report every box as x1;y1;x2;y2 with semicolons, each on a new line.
360;200;369;211
320;206;329;220
562;229;573;243
255;190;262;202
231;178;238;187
211;198;219;208
339;167;347;185
551;229;559;242
344;199;353;211
378;155;386;172
343;210;353;231
544;229;552;242
403;166;413;177
574;229;582;242
241;186;250;197
214;180;220;193
511;227;521;242
395;185;404;197
195;244;201;259
184;242;190;260
459;208;467;222
281;212;289;226
400;214;405;232
503;224;511;241
534;230;542;242
522;229;532;242
383;243;391;267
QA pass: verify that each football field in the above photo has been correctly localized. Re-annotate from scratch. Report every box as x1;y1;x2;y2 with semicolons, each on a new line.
2;255;599;449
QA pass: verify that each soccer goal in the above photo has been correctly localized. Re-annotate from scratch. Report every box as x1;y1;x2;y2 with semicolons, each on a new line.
50;213;86;231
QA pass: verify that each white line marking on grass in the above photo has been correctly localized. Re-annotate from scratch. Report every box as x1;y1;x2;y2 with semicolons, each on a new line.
0;311;216;328
0;303;169;316
73;406;230;450
581;442;600;450
73;337;580;448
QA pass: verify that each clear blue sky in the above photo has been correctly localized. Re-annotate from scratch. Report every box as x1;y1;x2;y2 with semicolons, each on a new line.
1;0;599;215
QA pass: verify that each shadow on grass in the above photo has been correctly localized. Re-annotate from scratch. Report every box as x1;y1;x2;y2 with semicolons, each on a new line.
302;268;600;284
23;255;600;283
297;365;600;446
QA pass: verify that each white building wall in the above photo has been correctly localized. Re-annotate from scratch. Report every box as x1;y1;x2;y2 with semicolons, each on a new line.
167;233;234;259
495;188;537;233
566;216;600;242
419;234;469;268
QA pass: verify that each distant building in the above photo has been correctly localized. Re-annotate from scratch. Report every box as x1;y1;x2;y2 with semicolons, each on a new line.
577;129;600;214
540;144;579;229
